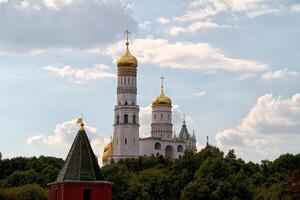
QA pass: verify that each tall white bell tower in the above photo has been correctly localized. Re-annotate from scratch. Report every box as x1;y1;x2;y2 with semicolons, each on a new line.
109;31;140;162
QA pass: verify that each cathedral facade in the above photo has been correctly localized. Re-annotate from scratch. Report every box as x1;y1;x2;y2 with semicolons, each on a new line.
102;36;197;165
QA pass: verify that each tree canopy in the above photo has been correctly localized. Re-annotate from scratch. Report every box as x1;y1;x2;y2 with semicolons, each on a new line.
0;148;299;200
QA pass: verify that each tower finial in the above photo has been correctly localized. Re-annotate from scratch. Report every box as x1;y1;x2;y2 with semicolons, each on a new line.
183;114;186;125
206;136;209;147
160;76;165;94
125;30;130;46
77;117;85;131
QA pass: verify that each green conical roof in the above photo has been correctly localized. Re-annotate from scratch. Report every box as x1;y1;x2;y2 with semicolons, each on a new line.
179;122;190;140
56;128;104;182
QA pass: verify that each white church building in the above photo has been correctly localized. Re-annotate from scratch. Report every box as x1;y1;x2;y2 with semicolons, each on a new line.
102;35;197;165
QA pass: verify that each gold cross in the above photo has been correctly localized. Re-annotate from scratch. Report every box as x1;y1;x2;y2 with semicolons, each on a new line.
160;76;164;90
125;30;130;45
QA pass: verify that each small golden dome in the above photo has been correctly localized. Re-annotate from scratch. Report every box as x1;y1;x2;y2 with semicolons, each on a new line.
152;77;172;107
102;141;113;165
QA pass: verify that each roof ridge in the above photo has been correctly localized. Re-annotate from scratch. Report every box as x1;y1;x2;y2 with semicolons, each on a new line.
85;133;96;180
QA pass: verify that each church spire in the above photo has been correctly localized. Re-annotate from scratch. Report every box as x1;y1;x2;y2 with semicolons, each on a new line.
206;136;209;147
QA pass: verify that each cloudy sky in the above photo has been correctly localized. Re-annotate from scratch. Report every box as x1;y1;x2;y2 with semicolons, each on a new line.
0;0;299;163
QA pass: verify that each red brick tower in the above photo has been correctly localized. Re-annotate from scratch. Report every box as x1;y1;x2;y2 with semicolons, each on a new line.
48;118;112;200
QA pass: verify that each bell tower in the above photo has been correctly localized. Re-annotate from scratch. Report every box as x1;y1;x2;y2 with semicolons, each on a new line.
109;31;140;162
151;77;173;139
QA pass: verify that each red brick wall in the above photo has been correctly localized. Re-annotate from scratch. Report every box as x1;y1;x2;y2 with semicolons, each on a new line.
49;182;112;200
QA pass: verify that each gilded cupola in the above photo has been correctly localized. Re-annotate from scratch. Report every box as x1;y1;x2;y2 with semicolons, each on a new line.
116;30;138;77
102;139;114;165
152;77;172;107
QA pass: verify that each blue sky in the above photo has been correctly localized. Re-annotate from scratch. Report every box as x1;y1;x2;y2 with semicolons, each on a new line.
0;0;300;163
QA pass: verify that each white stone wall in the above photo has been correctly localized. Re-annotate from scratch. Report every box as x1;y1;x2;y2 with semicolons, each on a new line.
140;138;185;159
151;105;173;139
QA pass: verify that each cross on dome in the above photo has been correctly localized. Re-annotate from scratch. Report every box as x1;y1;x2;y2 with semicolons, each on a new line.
160;76;164;92
125;30;130;46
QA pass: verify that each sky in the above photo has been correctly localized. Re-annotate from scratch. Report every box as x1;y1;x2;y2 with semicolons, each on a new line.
0;0;300;164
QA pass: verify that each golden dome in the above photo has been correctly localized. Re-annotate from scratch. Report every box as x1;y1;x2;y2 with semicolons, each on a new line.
116;44;137;68
116;31;137;77
102;141;113;165
152;77;172;107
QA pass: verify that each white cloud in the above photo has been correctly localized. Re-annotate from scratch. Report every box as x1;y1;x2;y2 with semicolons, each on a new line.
216;93;300;161
234;73;257;81
291;3;300;12
192;91;206;97
0;0;8;5
0;0;137;52
27;119;110;165
246;5;279;18
106;38;267;72
139;21;152;30
262;68;298;81
175;0;280;22
177;91;206;99
45;64;116;83
156;17;170;24
43;0;73;10
169;21;222;35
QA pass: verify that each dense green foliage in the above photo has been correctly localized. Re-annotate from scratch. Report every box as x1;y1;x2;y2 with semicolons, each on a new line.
0;148;299;200
0;184;48;200
102;147;300;200
0;156;63;188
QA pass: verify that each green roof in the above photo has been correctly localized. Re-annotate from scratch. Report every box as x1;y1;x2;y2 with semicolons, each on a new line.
56;129;104;182
179;123;190;140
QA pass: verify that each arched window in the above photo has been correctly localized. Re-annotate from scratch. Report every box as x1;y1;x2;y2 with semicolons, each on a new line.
124;114;128;124
161;114;163;119
125;138;127;145
154;142;161;150
116;115;120;124
133;115;136;124
132;101;134;105
125;101;128;106
177;145;183;152
133;138;135;145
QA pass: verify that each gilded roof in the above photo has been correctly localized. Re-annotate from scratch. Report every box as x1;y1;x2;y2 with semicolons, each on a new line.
152;77;172;107
102;141;113;165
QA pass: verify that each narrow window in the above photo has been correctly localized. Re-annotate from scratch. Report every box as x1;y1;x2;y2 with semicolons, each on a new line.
83;189;91;200
154;114;156;120
125;138;127;145
133;115;136;124
133;138;135;144
125;101;128;106
117;115;120;124
161;114;163;119
124;114;128;124
132;101;134;105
